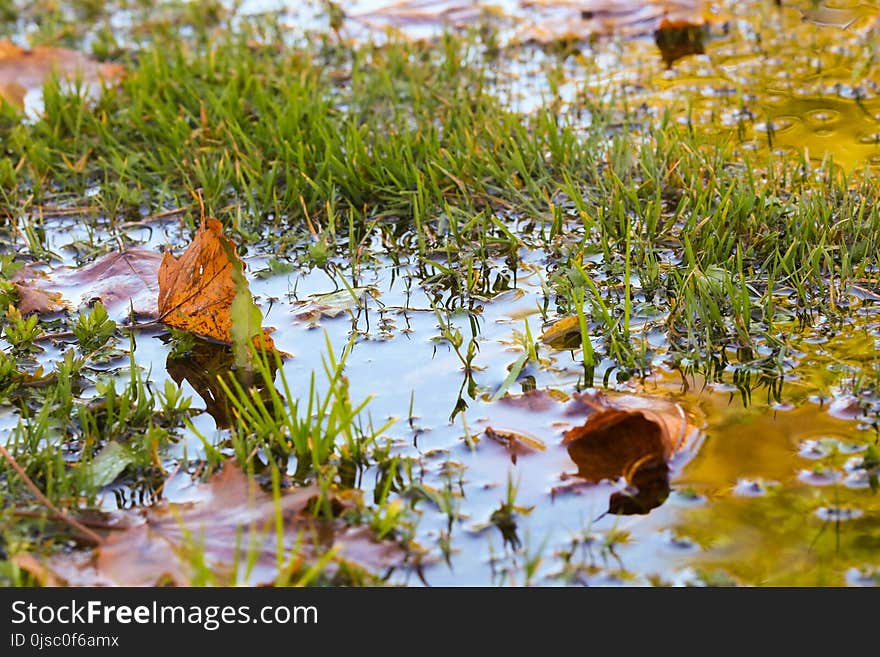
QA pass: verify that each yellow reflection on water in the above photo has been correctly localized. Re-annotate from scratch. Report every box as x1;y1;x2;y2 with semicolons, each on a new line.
757;94;880;171
655;320;880;585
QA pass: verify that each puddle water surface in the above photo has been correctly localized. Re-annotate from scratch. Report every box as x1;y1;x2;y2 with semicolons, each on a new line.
2;0;880;586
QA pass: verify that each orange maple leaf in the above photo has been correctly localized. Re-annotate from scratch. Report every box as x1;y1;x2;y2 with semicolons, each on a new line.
157;216;275;351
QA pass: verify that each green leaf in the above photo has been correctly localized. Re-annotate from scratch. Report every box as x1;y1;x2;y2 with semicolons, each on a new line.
229;266;264;371
490;351;529;402
220;240;265;372
86;441;133;489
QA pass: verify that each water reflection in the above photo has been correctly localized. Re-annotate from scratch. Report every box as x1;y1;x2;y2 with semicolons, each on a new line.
165;340;279;430
654;21;706;69
760;94;880;170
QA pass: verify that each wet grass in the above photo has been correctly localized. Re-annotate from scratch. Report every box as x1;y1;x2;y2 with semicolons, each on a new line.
2;0;880;585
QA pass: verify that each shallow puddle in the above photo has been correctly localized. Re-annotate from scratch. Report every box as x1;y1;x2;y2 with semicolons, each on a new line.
6;207;879;585
3;0;880;586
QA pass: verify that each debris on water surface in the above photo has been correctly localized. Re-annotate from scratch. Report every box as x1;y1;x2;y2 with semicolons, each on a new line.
539;315;583;349
815;506;863;522
483;425;546;463
495;389;702;515
732;478;778;497
292;287;377;327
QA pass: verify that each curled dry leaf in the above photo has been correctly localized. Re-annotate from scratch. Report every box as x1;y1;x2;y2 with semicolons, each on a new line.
158;217;275;351
562;391;698;514
0;40;124;111
495;388;702;515
539;315;582;349
11;248;163;321
17;461;405;586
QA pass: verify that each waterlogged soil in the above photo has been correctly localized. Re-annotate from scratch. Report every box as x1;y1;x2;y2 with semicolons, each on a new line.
4;0;880;586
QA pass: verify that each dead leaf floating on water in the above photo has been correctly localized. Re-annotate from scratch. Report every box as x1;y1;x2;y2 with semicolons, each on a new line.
11;269;64;316
492;388;702;514
16;461;405;586
0;40;124;110
157;216;276;352
58;249;163;319
292;287;376;327
484;426;546;463
562;392;697;514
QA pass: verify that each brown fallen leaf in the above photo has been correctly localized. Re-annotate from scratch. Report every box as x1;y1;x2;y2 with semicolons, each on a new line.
11;248;163;321
0;40;124;111
496;387;572;412
494;388;702;514
158;217;275;351
17;461;405;586
562;391;697;514
58;249;163;319
11;268;65;315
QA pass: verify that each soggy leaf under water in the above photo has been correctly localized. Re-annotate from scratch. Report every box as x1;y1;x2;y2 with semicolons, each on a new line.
18;461;404;586
12;248;163;322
